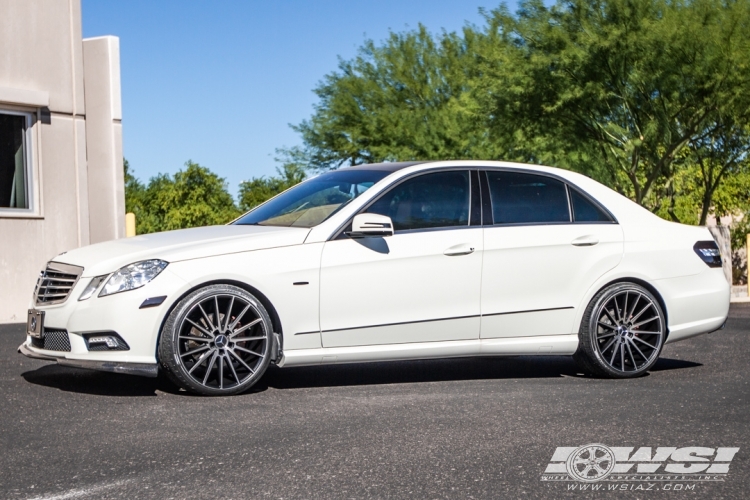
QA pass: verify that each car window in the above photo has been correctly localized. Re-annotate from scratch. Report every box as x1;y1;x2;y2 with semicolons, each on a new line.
366;171;470;231
234;169;390;227
570;188;613;222
486;171;570;224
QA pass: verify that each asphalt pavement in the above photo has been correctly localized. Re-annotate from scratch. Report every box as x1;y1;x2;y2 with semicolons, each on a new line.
1;305;749;499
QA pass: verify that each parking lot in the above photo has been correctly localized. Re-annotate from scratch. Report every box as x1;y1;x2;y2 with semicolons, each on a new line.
1;304;748;499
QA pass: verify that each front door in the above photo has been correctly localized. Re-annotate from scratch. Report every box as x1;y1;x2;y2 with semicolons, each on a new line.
319;170;483;348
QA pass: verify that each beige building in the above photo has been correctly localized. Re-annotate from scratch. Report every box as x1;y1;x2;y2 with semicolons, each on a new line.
0;0;124;323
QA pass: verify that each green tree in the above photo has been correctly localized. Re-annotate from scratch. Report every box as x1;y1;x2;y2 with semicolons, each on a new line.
477;0;750;215
288;0;750;223
288;25;500;171
655;122;750;225
124;158;144;213
123;160;240;234
124;158;151;230
238;162;306;211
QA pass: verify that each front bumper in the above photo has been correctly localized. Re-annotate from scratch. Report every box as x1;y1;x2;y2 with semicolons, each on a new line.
18;342;158;377
21;267;191;364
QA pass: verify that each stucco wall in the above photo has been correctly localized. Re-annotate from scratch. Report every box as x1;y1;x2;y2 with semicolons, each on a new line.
84;36;125;244
0;0;123;322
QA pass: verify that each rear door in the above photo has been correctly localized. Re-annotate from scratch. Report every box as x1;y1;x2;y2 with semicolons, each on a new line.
480;170;623;338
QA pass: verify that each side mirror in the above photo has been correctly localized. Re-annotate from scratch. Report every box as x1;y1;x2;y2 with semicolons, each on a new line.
347;213;394;238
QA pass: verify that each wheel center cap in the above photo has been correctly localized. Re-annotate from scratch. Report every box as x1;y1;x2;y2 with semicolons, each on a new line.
616;325;634;341
215;335;228;348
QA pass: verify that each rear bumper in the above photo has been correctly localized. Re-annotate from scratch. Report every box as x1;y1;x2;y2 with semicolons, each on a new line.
657;268;730;344
18;343;158;378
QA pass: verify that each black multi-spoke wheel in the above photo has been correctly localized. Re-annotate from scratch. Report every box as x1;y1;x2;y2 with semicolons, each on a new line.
159;284;274;395
574;283;666;378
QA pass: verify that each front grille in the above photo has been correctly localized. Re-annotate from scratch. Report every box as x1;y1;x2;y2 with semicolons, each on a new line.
30;329;72;352
34;262;83;306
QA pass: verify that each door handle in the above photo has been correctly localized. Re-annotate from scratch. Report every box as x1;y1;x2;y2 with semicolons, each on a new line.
571;235;599;247
444;243;475;256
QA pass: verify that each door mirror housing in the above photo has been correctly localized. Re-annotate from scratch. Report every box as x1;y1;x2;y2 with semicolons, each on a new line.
347;214;394;238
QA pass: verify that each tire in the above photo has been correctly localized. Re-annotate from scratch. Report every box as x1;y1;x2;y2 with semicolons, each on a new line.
573;282;666;378
158;284;274;395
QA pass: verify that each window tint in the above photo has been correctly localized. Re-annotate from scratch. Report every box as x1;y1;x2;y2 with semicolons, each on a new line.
570;189;613;222
486;171;570;224
366;171;470;231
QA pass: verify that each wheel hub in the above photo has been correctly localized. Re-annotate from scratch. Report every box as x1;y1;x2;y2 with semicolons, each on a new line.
214;334;228;348
615;325;635;340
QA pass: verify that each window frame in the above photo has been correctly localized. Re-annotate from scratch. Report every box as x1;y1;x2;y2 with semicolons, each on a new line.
480;168;617;227
0;107;36;216
331;167;478;240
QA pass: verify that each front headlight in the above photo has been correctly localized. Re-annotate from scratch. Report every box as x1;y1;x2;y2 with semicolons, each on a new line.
99;259;169;297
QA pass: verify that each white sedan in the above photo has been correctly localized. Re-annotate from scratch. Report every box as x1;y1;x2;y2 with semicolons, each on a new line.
19;161;730;395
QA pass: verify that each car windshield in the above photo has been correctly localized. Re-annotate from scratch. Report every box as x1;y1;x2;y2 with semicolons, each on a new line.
233;169;391;227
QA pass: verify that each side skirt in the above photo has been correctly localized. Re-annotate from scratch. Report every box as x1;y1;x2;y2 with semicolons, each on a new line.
277;334;579;368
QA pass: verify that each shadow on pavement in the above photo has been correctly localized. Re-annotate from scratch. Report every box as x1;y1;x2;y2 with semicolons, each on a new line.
261;355;702;390
19;355;701;396
650;357;702;372
20;364;177;397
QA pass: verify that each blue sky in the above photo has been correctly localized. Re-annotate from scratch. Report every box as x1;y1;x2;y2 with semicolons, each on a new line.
82;1;508;195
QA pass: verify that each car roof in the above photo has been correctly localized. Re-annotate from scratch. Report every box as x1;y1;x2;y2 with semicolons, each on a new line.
345;161;429;172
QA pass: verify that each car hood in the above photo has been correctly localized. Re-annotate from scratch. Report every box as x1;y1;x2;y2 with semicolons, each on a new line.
53;225;311;277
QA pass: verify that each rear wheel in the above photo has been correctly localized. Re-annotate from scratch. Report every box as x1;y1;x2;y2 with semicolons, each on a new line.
159;284;273;395
574;283;666;378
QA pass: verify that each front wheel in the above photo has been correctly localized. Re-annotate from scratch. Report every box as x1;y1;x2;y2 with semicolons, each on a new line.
159;284;274;395
574;283;666;378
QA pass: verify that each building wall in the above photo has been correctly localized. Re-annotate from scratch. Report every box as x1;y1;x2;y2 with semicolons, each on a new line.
0;0;123;322
84;36;125;243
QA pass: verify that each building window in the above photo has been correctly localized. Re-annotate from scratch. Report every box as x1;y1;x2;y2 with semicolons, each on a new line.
0;110;33;210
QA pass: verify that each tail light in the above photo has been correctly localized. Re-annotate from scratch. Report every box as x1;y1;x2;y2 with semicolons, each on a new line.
693;241;722;268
